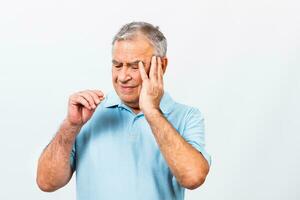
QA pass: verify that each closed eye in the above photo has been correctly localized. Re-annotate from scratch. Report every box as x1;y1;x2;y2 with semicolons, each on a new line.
112;60;122;68
130;64;139;69
113;64;122;68
112;60;144;70
128;61;142;69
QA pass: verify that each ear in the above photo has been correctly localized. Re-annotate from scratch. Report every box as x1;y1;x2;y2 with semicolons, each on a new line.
161;57;168;74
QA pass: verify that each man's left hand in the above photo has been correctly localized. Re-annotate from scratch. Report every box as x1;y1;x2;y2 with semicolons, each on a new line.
138;56;164;115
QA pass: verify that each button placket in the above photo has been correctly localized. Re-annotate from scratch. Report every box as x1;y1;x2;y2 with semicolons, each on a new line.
129;116;138;140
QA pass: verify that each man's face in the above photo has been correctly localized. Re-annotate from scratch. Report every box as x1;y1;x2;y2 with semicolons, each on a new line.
112;35;153;109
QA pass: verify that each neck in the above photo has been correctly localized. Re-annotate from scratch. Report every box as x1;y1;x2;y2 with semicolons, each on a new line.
131;107;141;114
123;102;141;114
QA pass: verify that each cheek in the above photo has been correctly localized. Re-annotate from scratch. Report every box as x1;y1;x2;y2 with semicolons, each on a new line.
112;70;118;82
133;71;142;83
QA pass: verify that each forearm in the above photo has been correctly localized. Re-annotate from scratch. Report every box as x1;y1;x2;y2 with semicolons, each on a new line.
36;119;81;192
144;110;209;189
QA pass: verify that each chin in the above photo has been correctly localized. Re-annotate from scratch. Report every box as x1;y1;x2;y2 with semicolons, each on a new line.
117;91;139;105
122;95;138;104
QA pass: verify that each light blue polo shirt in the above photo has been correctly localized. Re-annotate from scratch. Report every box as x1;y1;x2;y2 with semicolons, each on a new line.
70;91;211;200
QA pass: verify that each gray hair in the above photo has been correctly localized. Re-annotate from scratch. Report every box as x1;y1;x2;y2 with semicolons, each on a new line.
112;22;167;57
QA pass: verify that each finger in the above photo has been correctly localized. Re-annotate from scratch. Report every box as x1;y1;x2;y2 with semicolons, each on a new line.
149;56;158;80
157;57;163;82
92;90;105;98
138;61;148;81
79;92;97;109
74;95;92;110
87;90;103;104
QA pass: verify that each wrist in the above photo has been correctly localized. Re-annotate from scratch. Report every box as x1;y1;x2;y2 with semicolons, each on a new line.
63;118;83;131
143;108;163;118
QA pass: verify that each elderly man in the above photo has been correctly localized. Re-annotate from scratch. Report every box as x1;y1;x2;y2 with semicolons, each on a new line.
36;22;211;200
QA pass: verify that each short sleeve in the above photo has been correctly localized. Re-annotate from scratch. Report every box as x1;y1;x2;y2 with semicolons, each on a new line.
69;121;91;171
70;143;76;171
182;108;212;166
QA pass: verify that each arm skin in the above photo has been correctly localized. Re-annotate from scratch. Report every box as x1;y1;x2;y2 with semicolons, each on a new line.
36;119;82;192
36;90;104;192
138;56;210;190
144;109;210;190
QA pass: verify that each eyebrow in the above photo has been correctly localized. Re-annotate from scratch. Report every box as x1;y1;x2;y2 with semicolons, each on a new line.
112;59;145;66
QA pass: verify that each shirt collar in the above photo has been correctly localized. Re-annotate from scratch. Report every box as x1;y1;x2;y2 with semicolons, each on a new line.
104;90;175;114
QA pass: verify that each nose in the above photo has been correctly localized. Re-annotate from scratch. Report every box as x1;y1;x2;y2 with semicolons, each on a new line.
118;66;132;83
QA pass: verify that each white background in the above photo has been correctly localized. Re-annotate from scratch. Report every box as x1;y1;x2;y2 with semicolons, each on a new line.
0;0;299;199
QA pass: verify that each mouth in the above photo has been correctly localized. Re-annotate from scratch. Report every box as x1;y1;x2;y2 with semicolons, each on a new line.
119;85;137;93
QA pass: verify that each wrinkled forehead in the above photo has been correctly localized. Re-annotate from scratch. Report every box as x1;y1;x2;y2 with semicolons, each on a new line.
112;36;154;63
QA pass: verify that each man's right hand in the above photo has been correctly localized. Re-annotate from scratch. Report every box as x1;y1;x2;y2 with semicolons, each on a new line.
66;90;105;127
37;90;104;192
